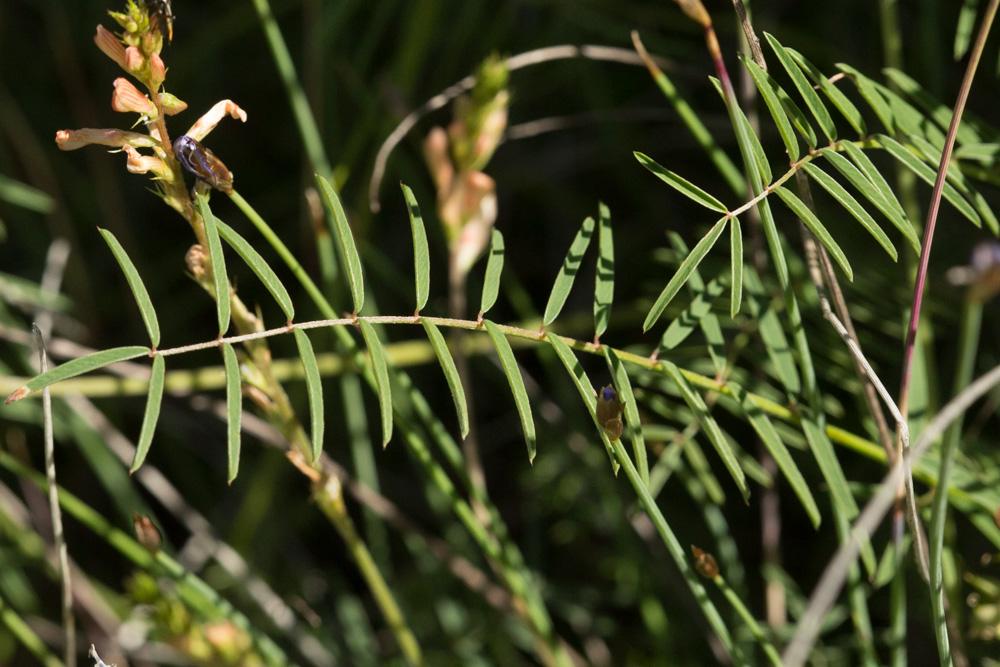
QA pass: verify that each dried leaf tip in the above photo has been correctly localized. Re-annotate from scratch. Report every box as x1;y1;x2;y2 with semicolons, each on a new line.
4;386;29;405
691;544;719;579
674;0;711;28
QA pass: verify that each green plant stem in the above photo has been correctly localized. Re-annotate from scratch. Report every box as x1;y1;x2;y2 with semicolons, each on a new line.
0;592;62;667
313;475;423;666
609;437;736;659
0;451;290;666
928;295;982;662
248;0;332;179
712;575;782;666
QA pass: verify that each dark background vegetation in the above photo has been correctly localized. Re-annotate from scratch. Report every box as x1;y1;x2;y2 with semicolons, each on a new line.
1;1;998;664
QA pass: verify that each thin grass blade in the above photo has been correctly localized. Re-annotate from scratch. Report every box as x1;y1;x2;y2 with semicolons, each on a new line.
643;217;727;332
421;320;469;439
663;361;749;502
359;320;393;448
316;174;365;313
98;228;160;348
774;187;853;280
484;320;535;462
130;354;165;473
293;328;324;462
222;343;242;484
216;220;295;320
401;183;430;312
546;333;617;473
543;216;596;325
635;152;728;212
604;348;647;486
802;163;897;260
479;229;504;317
594;203;614;339
195;195;231;335
730;217;743;316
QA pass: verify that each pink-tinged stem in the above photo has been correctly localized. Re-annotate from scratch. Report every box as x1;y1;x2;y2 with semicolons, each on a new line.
898;0;999;415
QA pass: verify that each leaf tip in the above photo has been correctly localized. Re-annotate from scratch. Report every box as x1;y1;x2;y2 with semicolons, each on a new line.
4;386;28;405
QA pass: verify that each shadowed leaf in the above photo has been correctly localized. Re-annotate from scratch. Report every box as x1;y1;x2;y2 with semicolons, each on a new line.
222;343;242;484
789;48;866;136
484;321;535;462
594;203;615;339
316;174;366;313
479;229;505;316
216;220;295;320
635;152;728;213
99;228;161;348
401;182;430;312
743;58;800;161
422;320;469;439
130;354;165;473
765;32;836;141
293;329;324;462
544;216;596;325
359;320;393;448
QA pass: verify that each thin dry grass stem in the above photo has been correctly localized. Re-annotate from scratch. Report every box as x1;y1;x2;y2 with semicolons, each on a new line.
784;361;1000;667
367;44;675;212
35;328;75;667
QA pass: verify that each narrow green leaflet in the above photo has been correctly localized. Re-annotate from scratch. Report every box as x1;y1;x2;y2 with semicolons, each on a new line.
479;229;504;316
546;333;617;473
216;220;295;320
5;346;150;402
0;174;54;213
195;195;231;335
801;419;859;518
744;269;800;395
954;0;980;59
730;217;743;316
659;277;725;351
777;79;820;148
824;147;919;252
359;320;393;448
315;174;365;313
293;329;324;462
543;216;596;325
643;217;728;332
484;320;536;462
667;235;725;373
401;183;430;312
730;384;820;527
663;361;748;502
222;343;242;484
773;186;853;280
98;228;161;348
634;152;728;213
764;32;836;141
788;48;865;136
883;68;983;146
594;203;614;339
422;320;469;438
743;58;800;161
877;135;982;227
130;354;165;473
835;64;895;134
603;348;647;485
802;163;897;260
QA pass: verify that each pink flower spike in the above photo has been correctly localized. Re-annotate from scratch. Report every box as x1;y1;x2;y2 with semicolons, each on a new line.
94;25;127;70
149;53;167;89
55;128;157;151
185;100;248;142
111;78;157;117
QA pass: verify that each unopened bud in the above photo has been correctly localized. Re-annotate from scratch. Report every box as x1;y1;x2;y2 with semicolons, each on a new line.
691;545;719;579
133;513;162;553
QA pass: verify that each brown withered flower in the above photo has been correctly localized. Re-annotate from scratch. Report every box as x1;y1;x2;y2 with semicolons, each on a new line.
691;545;720;579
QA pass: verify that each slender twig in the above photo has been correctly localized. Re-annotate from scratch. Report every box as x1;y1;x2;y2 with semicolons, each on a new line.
784;361;1000;667
33;326;75;667
368;44;678;211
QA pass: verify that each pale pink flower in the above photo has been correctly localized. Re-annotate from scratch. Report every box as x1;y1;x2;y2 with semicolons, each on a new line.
55;128;157;151
450;172;497;279
185;100;248;142
111;78;157;117
123;145;170;180
94;25;127;71
124;46;145;74
149;53;166;89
